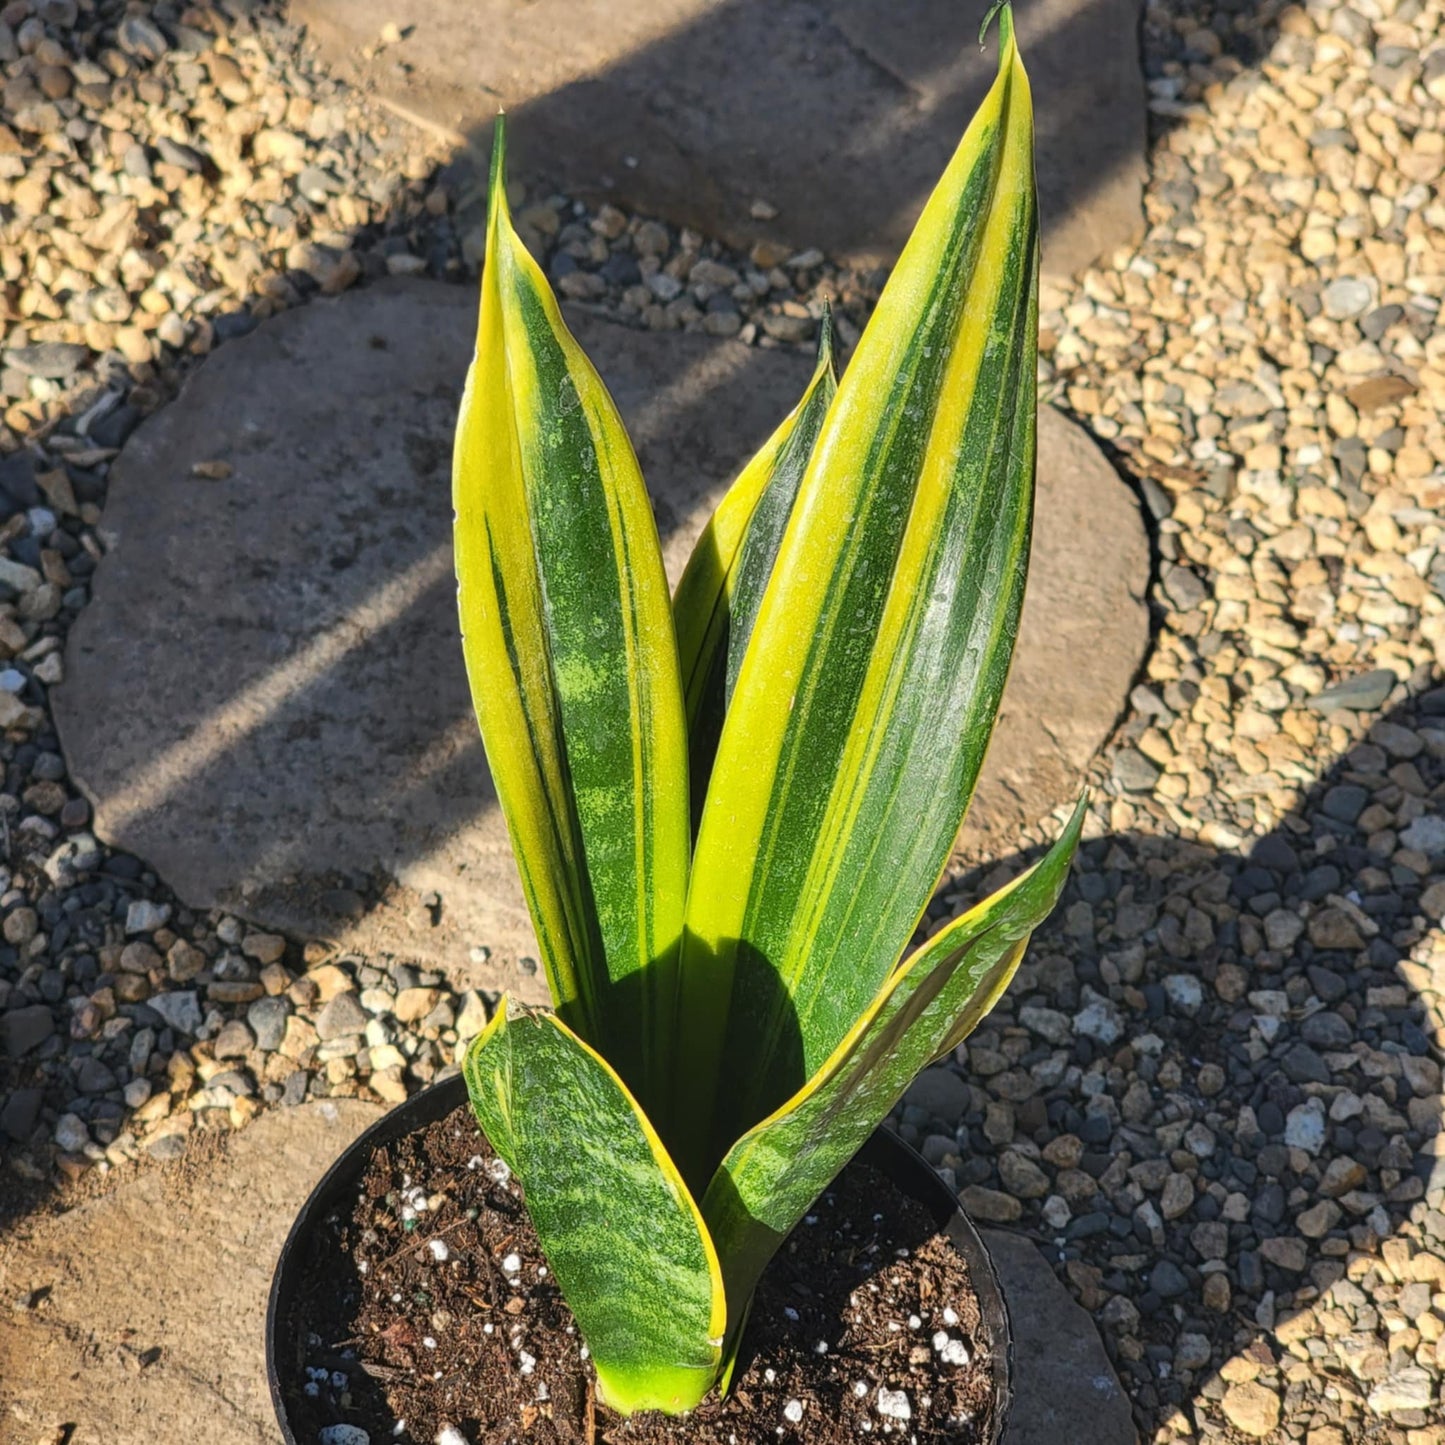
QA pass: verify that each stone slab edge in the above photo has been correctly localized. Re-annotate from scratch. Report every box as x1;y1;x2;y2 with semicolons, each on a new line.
982;1227;1139;1445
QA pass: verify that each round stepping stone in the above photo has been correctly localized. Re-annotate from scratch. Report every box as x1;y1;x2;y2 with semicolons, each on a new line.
294;0;1146;279
56;278;1147;997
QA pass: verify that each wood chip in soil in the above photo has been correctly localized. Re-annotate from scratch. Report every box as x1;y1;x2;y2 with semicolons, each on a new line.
278;1102;999;1443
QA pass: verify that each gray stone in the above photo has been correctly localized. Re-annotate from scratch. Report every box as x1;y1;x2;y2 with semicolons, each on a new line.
1;1085;42;1140
1163;974;1203;1013
54;1112;90;1152
1369;720;1422;759
315;990;368;1041
999;1151;1050;1199
1322;784;1369;823
293;0;1145;280
0;1099;382;1445
1302;1010;1353;1049
1;1003;54;1056
76;1057;118;1094
58;281;1145;993
1367;1368;1436;1414
247;995;290;1051
1112;748;1160;793
318;1428;372;1445
905;1066;970;1123
1321;277;1374;320
124;899;170;934
207;1070;254;1098
0;556;41;593
117;15;170;60
1161;564;1208;612
1263;907;1304;950
1307;668;1396;713
1150;1260;1189;1298
1284;1099;1327;1155
1018;1004;1072;1044
1175;1332;1211;1371
984;1229;1136;1445
154;136;207;173
1073;988;1123;1045
147;990;202;1036
1281;1042;1329;1085
212;1018;255;1059
3;341;89;379
1400;814;1445;856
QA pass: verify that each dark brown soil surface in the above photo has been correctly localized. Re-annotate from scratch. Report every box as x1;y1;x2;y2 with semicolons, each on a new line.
278;1103;998;1444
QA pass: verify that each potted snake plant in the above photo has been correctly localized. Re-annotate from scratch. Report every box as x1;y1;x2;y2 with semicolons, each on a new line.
268;9;1082;1441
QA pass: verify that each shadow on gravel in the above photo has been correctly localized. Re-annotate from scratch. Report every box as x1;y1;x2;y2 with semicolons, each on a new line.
936;685;1445;1434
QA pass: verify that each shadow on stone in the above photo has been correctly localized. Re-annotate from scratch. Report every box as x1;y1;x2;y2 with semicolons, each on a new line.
295;0;1148;280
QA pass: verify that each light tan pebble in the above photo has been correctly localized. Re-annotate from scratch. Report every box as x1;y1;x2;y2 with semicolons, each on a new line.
394;986;441;1024
305;963;353;1001
230;1096;260;1129
241;931;286;964
253;128;307;168
1219;1382;1281;1439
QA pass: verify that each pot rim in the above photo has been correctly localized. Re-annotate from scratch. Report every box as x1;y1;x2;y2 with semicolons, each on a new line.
267;1072;1014;1441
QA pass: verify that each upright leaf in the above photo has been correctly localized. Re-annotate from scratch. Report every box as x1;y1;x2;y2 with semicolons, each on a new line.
675;13;1040;1179
463;1001;725;1415
672;317;837;819
453;118;690;1107
702;798;1083;1323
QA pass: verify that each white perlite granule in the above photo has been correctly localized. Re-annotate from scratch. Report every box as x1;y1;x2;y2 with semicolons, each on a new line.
876;1388;912;1421
931;1330;970;1365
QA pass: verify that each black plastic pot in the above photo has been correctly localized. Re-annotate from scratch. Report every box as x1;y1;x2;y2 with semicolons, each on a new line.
267;1073;1014;1442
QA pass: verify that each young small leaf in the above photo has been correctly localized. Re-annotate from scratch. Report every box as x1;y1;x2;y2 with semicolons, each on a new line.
463;1000;725;1415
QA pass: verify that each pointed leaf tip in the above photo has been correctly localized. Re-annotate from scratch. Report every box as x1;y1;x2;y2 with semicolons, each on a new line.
814;302;836;379
979;1;1012;48
487;114;508;221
